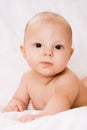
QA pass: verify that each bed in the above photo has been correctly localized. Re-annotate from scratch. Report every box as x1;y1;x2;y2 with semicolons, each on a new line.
0;0;87;129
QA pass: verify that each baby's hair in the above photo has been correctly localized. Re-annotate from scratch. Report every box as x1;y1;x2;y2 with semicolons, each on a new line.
24;11;72;44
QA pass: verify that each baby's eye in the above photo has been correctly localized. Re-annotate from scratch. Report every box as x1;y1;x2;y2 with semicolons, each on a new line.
55;44;63;50
35;43;42;48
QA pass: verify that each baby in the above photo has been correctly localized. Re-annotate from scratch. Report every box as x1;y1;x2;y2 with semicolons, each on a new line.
4;11;87;122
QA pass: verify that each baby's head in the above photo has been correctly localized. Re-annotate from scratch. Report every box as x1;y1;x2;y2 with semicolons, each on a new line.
20;12;73;76
24;12;72;45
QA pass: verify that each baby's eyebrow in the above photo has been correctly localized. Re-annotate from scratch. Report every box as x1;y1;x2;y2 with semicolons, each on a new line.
53;40;64;44
56;40;63;43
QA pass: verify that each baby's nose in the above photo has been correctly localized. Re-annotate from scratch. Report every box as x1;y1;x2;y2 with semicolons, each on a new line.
43;48;53;57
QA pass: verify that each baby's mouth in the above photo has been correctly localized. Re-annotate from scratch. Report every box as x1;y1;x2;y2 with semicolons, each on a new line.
40;62;53;67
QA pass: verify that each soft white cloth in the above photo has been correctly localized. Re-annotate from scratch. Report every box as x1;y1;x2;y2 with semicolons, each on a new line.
0;107;87;130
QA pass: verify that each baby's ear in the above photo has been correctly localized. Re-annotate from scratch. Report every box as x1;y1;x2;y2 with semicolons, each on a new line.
69;48;74;60
71;48;74;56
20;44;25;57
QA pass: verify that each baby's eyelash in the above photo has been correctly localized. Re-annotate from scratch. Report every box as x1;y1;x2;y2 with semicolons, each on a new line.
35;43;42;48
55;44;63;50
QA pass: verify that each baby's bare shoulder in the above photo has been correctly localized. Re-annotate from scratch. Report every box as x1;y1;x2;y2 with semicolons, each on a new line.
22;70;33;79
55;68;80;86
19;70;34;85
53;68;80;104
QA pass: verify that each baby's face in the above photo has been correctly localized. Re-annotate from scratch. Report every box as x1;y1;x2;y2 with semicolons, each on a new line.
22;21;73;76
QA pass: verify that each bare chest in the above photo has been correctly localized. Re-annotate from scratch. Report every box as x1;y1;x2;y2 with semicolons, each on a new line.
28;83;54;110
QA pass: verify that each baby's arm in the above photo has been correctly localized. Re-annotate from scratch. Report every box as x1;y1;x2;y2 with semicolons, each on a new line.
3;73;30;112
18;94;72;122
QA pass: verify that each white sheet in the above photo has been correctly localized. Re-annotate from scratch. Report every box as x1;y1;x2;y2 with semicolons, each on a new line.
0;106;87;130
0;0;87;129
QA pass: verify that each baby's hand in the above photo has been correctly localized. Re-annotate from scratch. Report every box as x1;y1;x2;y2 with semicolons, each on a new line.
18;114;39;122
3;104;24;112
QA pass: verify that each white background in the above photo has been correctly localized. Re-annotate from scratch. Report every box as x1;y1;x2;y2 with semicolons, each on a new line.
0;0;87;106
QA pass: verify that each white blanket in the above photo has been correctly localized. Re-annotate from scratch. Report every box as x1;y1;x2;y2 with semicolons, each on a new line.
0;106;87;130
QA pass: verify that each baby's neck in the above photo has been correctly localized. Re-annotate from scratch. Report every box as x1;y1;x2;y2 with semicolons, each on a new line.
32;71;56;85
